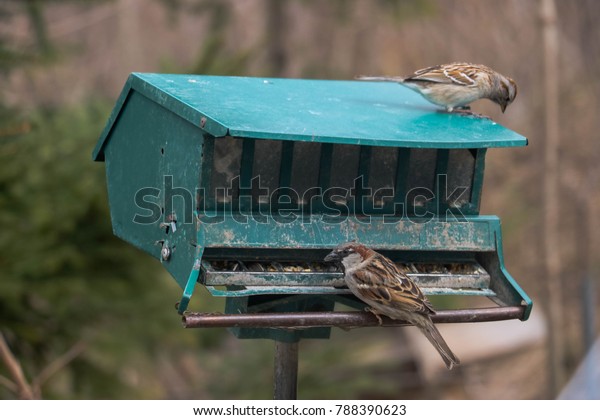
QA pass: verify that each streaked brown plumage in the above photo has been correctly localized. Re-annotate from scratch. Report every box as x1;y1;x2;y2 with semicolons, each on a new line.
325;242;460;369
358;62;517;114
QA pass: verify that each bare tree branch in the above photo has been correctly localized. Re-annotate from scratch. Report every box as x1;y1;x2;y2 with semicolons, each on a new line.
32;340;87;393
0;374;19;394
0;332;34;399
540;0;565;397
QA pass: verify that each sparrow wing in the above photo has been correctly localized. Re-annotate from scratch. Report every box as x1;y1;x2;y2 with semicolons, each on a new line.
353;255;436;315
405;63;479;87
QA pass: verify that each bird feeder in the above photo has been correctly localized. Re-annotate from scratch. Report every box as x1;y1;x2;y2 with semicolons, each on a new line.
93;73;532;344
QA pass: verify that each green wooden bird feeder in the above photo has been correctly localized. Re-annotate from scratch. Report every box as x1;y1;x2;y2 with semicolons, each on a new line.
93;73;532;343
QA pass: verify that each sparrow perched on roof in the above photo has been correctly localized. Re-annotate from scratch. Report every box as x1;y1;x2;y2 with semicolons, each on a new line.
325;242;460;369
358;63;517;114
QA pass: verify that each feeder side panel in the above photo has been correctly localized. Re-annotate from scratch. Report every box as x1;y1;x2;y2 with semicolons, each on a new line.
102;90;204;289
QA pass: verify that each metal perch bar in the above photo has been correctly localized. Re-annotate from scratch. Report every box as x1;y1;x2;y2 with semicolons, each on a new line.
182;306;525;329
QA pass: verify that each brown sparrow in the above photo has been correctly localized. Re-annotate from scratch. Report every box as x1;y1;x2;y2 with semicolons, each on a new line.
358;63;517;114
325;242;460;369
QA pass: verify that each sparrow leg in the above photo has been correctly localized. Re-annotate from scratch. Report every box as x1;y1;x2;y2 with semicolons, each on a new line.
365;307;384;325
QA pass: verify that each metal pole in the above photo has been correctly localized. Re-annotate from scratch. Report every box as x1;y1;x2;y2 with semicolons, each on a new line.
273;341;298;400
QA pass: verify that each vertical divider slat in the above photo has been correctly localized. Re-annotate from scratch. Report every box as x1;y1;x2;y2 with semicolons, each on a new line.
471;148;486;211
199;136;216;212
354;146;372;214
394;148;411;215
317;143;333;212
239;138;256;211
433;149;450;213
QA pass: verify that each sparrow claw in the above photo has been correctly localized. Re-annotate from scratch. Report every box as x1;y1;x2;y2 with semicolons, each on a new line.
462;111;491;119
365;307;384;326
442;108;491;119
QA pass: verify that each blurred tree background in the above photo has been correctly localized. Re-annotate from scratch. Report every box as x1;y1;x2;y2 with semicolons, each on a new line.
1;0;599;399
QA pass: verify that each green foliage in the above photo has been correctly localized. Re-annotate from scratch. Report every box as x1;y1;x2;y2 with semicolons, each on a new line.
0;102;204;398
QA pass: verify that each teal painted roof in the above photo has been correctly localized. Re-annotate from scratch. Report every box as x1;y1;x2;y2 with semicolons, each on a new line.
94;73;527;160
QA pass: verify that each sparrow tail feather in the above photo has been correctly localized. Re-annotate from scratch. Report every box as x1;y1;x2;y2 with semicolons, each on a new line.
418;320;460;370
356;76;404;83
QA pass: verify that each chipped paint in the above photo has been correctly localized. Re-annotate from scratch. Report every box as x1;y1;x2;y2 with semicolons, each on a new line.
200;215;496;251
223;229;235;243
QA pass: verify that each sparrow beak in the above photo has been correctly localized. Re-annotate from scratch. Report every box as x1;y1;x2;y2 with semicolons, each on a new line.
324;251;339;262
500;103;507;113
